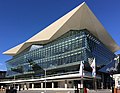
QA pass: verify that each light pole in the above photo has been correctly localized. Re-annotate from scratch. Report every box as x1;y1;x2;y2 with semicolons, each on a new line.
13;75;15;89
44;69;46;93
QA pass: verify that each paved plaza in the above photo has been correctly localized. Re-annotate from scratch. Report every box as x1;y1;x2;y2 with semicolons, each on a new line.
17;90;112;93
0;89;112;93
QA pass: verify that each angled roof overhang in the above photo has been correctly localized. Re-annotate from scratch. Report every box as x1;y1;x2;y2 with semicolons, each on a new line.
3;2;120;56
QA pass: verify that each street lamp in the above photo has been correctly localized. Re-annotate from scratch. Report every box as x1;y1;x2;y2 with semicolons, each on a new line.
44;69;46;93
13;75;16;89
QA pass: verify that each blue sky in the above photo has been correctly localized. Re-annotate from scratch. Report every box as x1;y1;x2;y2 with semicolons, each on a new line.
0;0;120;71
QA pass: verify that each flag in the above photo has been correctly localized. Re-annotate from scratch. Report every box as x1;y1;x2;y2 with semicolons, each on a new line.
79;61;84;77
90;58;96;77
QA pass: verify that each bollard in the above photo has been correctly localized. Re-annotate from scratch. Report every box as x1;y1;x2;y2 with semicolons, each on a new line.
114;88;117;93
84;88;87;93
80;88;84;93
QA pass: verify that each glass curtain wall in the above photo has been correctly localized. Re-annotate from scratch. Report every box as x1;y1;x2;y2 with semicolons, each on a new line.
6;29;115;78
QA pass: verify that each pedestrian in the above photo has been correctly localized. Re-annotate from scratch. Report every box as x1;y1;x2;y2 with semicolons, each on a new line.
10;87;17;93
6;87;10;93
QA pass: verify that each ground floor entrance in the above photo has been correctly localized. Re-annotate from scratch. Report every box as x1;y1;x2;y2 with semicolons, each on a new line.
0;73;112;91
1;78;102;91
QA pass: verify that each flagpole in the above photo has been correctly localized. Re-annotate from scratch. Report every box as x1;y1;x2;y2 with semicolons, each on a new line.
93;77;97;91
79;61;84;89
81;76;83;88
90;58;97;91
94;76;97;91
94;58;97;91
81;61;84;89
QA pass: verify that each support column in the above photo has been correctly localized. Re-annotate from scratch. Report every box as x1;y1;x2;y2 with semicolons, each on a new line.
8;86;10;89
78;84;80;88
26;83;29;90
32;83;34;89
52;82;54;88
17;85;19;90
101;73;104;89
101;82;103;89
115;78;118;88
81;79;83;88
24;84;27;90
21;84;24;90
41;83;43;88
65;80;67;88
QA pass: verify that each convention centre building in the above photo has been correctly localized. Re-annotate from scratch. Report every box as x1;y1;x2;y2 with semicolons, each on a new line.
2;2;120;90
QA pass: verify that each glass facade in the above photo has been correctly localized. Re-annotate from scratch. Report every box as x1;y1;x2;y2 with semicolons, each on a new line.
6;29;116;78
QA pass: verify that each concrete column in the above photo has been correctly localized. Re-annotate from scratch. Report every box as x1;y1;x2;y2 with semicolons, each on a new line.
115;78;118;88
78;84;80;88
65;83;67;88
24;84;27;90
26;83;29;90
9;86;10;89
101;82;103;89
81;79;83;88
41;83;43;88
65;80;67;88
32;83;34;89
101;73;104;89
17;85;19;90
52;82;54;88
73;85;75;89
21;84;24;90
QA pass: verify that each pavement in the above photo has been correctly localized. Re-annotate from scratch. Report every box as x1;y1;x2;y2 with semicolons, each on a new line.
17;90;73;93
0;89;112;93
17;89;112;93
88;89;112;93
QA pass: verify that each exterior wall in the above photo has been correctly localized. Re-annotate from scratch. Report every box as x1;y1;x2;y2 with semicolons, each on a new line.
6;29;115;78
67;80;74;88
58;81;65;88
113;74;120;88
